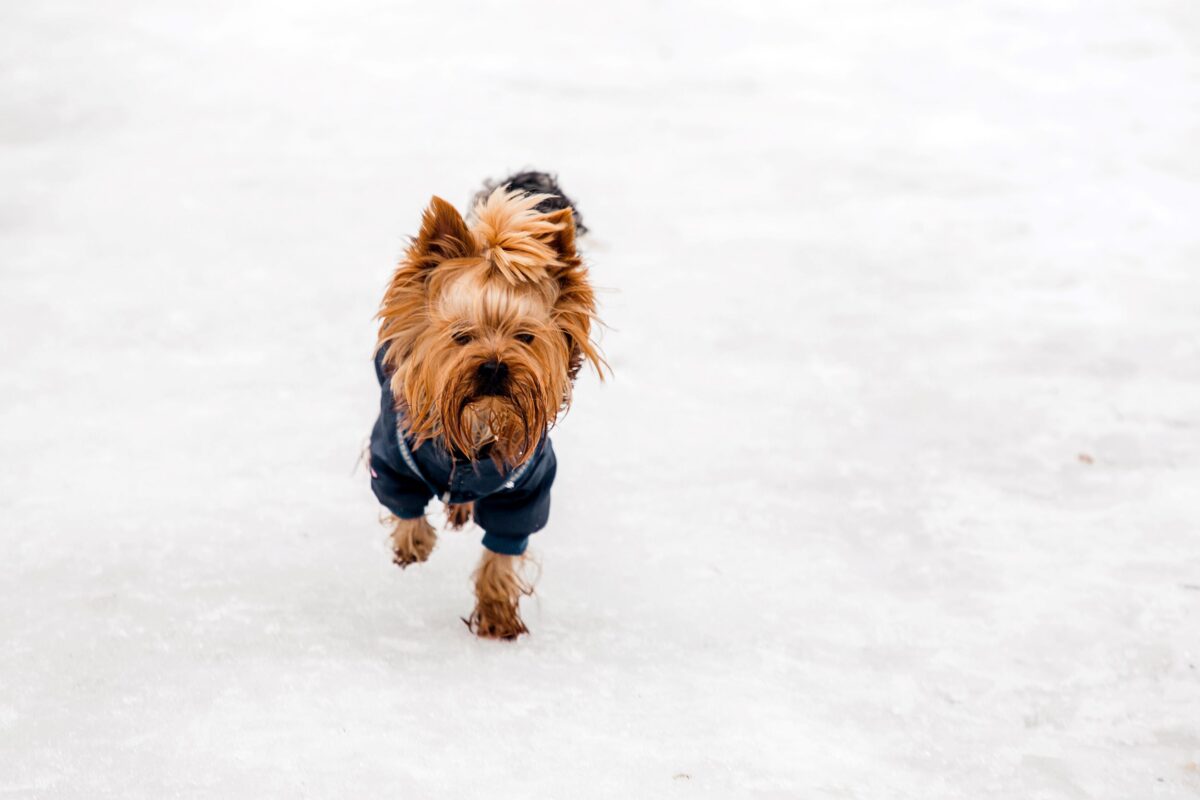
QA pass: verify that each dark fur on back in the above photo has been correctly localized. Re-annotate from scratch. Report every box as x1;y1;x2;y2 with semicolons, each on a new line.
475;171;588;234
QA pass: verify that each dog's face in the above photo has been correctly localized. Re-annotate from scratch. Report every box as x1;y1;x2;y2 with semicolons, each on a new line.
378;189;601;466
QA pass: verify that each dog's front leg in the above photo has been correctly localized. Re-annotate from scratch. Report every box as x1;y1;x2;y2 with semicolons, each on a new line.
389;515;437;568
467;550;532;639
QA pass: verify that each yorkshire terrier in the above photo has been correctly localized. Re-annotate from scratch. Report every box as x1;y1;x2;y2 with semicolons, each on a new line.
368;172;602;639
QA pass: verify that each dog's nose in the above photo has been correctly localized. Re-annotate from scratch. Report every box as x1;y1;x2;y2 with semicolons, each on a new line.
476;360;509;395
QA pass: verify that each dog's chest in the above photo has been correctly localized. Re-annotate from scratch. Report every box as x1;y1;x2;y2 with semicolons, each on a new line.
400;433;532;504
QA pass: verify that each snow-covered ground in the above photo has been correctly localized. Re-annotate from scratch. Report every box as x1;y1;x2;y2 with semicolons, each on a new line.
2;1;1199;797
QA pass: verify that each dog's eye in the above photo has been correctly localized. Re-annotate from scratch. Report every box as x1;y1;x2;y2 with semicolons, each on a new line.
515;332;534;345
453;332;473;346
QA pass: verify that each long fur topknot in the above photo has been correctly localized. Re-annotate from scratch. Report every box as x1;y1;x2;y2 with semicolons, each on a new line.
470;188;571;285
474;171;588;235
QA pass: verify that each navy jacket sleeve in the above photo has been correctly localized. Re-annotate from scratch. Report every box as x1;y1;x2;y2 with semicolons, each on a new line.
474;441;557;557
369;351;434;520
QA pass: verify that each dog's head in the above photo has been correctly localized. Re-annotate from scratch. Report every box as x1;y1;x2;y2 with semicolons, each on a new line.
378;188;602;467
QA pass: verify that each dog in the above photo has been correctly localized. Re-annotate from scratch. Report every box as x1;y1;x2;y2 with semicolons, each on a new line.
367;172;603;639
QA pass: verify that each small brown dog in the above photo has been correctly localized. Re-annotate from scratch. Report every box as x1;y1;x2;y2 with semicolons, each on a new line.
367;172;602;639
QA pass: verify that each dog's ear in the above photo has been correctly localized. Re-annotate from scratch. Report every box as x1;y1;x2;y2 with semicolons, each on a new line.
414;196;476;263
542;207;577;263
377;197;475;369
541;207;603;380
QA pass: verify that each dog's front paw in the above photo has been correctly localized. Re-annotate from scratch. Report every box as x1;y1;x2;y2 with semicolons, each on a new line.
465;600;529;640
389;516;437;568
467;550;533;639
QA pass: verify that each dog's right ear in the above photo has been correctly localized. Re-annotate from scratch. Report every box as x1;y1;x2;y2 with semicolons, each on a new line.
414;196;476;263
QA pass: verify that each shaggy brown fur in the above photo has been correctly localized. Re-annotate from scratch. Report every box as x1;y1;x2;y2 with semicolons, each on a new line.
375;180;603;639
389;515;437;568
466;551;534;640
446;502;472;530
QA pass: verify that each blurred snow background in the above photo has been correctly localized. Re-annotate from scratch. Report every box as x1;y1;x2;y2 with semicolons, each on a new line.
2;1;1199;797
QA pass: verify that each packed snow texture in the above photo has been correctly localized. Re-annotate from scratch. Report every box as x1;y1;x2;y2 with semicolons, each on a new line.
2;1;1199;797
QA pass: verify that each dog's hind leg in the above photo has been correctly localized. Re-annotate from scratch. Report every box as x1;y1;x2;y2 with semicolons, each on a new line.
388;515;437;568
446;502;473;530
466;550;533;639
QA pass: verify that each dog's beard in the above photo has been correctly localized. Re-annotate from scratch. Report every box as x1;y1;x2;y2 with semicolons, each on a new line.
454;396;547;468
416;360;554;469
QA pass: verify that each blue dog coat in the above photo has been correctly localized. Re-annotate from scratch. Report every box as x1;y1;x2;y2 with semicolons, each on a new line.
368;348;556;556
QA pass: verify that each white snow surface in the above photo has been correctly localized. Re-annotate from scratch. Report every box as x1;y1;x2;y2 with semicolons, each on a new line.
2;1;1199;797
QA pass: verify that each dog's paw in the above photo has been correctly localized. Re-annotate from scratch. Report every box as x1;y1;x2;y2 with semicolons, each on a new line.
389;516;437;568
464;601;529;640
446;502;473;530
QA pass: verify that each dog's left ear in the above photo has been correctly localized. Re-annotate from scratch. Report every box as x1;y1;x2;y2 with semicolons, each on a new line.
542;207;577;263
541;207;603;380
